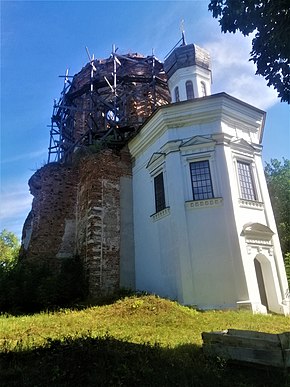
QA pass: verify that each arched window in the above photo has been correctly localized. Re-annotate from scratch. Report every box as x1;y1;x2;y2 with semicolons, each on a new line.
174;86;180;102
201;82;207;97
186;80;194;100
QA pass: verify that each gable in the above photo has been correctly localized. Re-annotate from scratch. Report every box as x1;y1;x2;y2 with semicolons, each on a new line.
241;222;274;241
181;135;214;146
180;135;216;153
146;152;166;171
230;138;258;154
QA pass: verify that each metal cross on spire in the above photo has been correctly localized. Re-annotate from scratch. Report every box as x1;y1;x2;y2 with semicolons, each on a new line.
180;19;186;45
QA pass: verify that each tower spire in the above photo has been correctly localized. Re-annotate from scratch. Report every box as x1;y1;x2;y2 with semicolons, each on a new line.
180;19;186;45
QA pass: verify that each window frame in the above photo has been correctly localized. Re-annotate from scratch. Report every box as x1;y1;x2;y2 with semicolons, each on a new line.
236;160;257;201
189;160;214;201
185;80;194;100
147;153;169;216
174;86;180;102
200;81;207;97
154;172;166;213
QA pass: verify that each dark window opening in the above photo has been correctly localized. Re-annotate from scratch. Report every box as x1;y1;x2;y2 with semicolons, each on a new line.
174;86;180;102
201;81;206;96
237;161;257;201
186;80;194;100
154;173;166;213
254;258;269;310
190;160;214;200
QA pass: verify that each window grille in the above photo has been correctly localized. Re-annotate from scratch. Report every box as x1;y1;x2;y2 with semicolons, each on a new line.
154;173;166;212
186;80;194;100
190;160;214;200
174;86;180;102
237;161;257;201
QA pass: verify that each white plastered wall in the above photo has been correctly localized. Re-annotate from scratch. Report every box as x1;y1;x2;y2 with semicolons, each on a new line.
128;95;290;314
167;65;212;102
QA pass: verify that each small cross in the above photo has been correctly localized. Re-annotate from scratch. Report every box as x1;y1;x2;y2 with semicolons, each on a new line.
180;19;186;45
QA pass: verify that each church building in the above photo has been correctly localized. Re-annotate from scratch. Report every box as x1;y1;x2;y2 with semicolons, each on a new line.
128;43;289;315
21;39;290;315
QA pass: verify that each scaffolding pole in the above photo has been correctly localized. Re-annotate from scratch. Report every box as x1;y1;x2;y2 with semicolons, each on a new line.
47;45;170;164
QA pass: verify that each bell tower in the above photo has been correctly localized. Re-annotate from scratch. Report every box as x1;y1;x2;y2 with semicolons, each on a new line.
164;43;212;102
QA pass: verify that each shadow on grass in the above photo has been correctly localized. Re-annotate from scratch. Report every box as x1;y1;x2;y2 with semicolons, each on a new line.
0;288;137;317
0;335;288;387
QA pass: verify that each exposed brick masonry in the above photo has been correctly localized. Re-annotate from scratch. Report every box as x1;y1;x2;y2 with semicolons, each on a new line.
22;148;132;296
21;50;166;297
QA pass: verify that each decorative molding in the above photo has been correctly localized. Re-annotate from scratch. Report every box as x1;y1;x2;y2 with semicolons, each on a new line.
183;150;214;160
230;138;256;152
242;223;274;252
245;244;274;258
151;207;170;222
245;239;272;246
185;197;223;210
160;140;183;154
239;199;264;210
181;135;215;148
146;152;165;168
146;152;166;174
180;136;216;155
128;93;266;159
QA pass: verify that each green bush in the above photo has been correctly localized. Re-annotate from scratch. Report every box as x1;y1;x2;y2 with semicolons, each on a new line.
0;256;88;314
0;229;20;270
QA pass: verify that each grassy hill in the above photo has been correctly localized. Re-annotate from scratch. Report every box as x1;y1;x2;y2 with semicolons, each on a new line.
1;295;289;386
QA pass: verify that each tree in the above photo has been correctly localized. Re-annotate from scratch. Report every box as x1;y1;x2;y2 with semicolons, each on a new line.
264;159;290;255
208;0;290;103
284;253;290;287
0;229;20;269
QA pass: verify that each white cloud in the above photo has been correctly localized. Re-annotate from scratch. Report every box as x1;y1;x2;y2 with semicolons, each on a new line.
1;148;47;165
0;184;32;239
0;190;32;219
149;8;280;111
203;30;278;110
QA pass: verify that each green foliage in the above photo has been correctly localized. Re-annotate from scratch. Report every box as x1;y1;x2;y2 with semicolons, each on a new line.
284;252;290;288
0;296;289;386
208;0;290;103
0;230;20;270
264;158;290;255
0;256;88;314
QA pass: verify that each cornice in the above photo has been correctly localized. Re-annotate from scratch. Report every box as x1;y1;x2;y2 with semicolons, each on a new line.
128;93;266;158
168;65;211;85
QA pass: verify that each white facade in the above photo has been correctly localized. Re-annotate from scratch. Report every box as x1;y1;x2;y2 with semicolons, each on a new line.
128;92;290;315
167;65;211;101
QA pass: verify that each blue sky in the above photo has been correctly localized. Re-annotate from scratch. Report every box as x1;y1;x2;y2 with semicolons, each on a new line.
1;0;289;239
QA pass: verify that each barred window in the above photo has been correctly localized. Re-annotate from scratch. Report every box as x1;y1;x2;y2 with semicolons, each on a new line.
154;173;166;213
174;86;180;102
190;160;214;200
237;161;257;201
186;80;194;100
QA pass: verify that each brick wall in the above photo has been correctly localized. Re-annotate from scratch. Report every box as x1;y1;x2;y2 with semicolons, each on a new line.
23;162;77;265
21;148;132;297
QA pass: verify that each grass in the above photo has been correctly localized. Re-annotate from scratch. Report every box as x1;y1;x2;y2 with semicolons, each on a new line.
1;294;290;386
